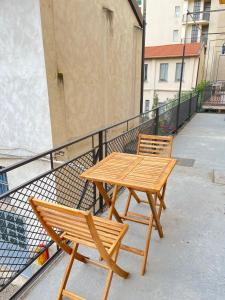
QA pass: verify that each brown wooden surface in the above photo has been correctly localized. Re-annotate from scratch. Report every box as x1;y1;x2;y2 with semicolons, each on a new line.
29;197;129;300
80;152;176;193
137;134;173;158
80;151;176;276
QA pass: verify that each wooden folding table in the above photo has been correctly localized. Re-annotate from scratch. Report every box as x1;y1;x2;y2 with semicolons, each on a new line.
80;152;176;275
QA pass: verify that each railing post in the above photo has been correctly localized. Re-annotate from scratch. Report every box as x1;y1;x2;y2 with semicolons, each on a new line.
176;99;180;132
189;93;192;119
98;131;104;209
154;107;159;135
196;91;200;112
98;130;103;161
50;153;54;170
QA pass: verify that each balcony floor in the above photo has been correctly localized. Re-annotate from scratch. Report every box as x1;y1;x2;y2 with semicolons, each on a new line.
22;113;225;300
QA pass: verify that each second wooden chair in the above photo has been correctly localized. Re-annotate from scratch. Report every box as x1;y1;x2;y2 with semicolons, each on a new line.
123;133;173;225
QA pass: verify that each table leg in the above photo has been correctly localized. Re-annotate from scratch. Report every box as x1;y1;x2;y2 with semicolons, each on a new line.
108;185;119;220
141;214;154;276
94;182;123;223
146;192;163;238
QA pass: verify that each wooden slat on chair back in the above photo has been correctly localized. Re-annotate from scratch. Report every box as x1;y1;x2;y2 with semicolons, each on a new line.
29;197;96;251
137;134;173;158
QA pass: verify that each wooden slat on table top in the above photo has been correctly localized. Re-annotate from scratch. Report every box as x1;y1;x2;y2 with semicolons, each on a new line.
80;152;176;192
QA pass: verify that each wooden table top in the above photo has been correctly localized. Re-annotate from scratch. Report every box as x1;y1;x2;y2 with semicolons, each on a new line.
80;152;176;193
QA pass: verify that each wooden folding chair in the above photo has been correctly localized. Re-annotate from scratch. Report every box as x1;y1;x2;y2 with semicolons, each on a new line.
29;197;129;300
123;134;173;223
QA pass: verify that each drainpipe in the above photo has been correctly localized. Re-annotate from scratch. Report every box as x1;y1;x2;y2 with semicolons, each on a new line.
195;56;201;87
176;10;188;131
140;0;146;113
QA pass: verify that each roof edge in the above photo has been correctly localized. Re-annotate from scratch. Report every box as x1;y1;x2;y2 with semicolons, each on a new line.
145;43;201;59
128;0;143;27
145;54;200;59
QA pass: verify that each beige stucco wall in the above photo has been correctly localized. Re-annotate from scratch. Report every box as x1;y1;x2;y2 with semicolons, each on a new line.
143;55;199;107
39;0;142;148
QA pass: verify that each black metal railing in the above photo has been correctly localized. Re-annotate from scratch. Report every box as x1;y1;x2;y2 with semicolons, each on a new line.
0;92;199;296
200;82;225;108
183;11;210;23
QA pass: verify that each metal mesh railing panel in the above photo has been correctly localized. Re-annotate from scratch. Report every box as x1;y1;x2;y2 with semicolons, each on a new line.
106;118;155;155
158;106;177;135
191;95;197;115
0;150;96;290
178;99;190;126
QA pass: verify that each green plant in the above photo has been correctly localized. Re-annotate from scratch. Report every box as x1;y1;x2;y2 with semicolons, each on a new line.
193;80;210;94
152;92;159;109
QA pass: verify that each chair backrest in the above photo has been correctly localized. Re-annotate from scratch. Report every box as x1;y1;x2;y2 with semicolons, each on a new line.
28;197;104;255
137;134;173;158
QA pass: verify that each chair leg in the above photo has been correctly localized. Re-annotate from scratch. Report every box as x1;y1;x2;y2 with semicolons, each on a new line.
157;182;167;219
161;181;167;210
102;244;121;300
130;190;141;204
57;244;79;300
123;189;141;217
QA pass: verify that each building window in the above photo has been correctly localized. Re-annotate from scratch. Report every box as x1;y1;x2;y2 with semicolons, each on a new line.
145;100;150;112
144;64;148;81
137;0;142;6
191;25;198;43
203;2;211;21
0;167;8;195
175;63;185;81
159;63;168;81
193;0;201;21
175;6;180;17
173;30;179;42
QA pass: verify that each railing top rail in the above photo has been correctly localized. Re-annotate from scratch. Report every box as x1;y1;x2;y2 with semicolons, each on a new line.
0;100;180;175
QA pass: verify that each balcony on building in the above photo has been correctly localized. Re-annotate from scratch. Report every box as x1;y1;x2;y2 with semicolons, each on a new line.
183;11;210;25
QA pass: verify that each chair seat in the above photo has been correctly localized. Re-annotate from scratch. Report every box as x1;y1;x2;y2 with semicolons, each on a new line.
62;215;128;254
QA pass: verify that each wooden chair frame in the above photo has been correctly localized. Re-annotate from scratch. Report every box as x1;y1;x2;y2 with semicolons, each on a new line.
29;197;129;300
123;134;173;233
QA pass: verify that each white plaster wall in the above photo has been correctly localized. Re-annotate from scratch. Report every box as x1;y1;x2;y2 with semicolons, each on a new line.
145;0;184;46
0;0;52;157
0;158;52;190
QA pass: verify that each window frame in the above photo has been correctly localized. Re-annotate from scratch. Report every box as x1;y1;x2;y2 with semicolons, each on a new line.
173;30;179;42
175;62;185;82
191;25;198;43
175;6;180;17
145;100;150;112
144;63;148;81
159;63;169;82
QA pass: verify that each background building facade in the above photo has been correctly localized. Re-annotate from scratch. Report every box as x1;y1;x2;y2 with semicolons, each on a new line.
138;0;225;111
